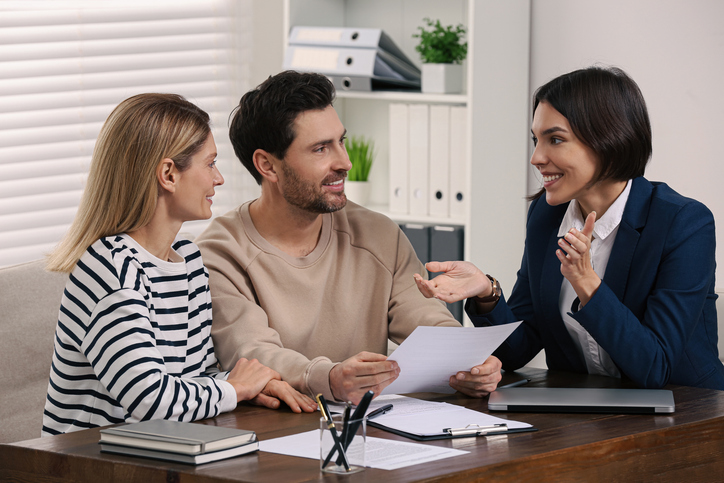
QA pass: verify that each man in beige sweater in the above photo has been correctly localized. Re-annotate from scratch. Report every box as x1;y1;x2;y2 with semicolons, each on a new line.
196;71;502;404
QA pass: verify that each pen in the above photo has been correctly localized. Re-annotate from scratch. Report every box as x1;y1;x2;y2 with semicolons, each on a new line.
444;423;508;437
366;403;393;420
317;394;350;471
322;403;351;469
499;378;531;389
341;403;351;439
345;390;374;447
335;390;374;466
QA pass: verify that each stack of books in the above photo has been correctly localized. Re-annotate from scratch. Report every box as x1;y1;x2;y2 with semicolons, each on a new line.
99;420;258;465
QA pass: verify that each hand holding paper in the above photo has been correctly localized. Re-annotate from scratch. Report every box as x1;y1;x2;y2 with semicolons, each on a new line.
329;351;399;404
380;323;521;396
449;355;502;397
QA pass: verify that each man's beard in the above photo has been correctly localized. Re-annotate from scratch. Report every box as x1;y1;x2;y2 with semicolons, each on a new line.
280;162;347;213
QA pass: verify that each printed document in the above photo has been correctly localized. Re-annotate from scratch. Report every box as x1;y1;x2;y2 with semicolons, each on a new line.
381;322;521;395
259;430;467;470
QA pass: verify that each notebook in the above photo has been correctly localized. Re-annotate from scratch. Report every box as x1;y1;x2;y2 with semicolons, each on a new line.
488;387;675;414
99;420;256;454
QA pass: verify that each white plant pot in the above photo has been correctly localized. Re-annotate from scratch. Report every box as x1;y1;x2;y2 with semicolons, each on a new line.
421;63;463;94
344;181;371;206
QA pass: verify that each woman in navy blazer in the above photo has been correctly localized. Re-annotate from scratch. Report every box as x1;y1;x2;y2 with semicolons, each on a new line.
416;66;724;390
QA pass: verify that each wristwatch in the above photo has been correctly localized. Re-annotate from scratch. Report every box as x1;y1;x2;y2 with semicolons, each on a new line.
474;275;501;303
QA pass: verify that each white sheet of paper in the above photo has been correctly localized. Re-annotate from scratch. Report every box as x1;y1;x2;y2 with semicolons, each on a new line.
381;322;522;395
367;395;532;436
259;430;467;471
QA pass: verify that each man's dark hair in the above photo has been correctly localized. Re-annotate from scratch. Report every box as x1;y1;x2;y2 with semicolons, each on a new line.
531;66;652;199
229;70;336;184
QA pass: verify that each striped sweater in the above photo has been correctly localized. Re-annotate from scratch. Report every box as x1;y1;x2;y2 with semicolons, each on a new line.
42;234;236;436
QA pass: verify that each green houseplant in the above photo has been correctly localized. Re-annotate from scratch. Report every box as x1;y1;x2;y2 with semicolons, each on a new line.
344;135;375;205
413;18;467;94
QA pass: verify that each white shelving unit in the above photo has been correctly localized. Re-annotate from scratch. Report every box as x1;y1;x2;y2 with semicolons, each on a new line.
283;0;530;292
336;90;468;105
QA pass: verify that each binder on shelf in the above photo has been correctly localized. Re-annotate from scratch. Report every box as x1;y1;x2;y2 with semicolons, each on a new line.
389;103;409;214
408;104;430;216
428;105;451;218
284;26;420;92
289;26;415;68
400;223;430;265
449;106;468;217
430;225;464;323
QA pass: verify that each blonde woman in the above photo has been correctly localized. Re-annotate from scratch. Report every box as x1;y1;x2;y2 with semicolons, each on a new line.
42;94;315;436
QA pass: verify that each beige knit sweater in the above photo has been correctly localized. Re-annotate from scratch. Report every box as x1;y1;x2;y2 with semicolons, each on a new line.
196;201;459;399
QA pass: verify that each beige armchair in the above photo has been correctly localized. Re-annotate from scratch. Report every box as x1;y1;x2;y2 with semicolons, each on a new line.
0;260;67;443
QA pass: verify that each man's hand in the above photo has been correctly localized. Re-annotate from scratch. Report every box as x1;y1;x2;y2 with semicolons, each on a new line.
329;351;400;404
226;357;280;402
414;261;490;303
449;355;502;398
250;379;318;413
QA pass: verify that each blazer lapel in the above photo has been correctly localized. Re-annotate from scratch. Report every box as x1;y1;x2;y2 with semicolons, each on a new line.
602;177;651;301
537;203;585;370
540;230;564;316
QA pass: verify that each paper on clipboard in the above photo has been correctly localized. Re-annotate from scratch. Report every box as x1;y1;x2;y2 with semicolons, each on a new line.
365;395;533;440
381;322;521;395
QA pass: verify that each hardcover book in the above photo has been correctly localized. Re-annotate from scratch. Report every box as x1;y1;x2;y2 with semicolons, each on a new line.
100;439;259;465
99;420;256;455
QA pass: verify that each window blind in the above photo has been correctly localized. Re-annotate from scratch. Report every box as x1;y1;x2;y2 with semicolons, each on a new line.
0;0;259;268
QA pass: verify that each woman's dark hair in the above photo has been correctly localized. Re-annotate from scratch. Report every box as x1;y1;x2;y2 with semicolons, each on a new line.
530;66;652;200
229;70;336;185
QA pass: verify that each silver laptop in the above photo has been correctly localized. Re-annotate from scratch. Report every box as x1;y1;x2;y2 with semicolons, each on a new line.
488;387;675;414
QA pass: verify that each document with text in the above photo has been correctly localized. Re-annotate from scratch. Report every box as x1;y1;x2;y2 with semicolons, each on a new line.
259;430;467;470
381;322;522;395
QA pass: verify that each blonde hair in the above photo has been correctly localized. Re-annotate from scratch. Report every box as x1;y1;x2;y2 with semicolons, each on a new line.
46;93;211;273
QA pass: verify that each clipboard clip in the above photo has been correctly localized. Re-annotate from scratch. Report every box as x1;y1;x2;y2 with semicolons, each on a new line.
443;423;508;437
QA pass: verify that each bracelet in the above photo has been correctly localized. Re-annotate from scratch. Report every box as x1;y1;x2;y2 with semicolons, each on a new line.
474;275;501;303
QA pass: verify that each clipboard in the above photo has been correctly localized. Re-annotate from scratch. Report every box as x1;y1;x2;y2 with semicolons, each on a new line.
367;420;537;441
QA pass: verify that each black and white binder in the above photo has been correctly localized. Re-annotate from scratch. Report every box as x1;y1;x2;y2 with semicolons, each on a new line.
284;26;421;92
430;225;465;322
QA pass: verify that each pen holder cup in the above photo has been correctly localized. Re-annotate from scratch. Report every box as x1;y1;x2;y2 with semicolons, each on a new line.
319;415;366;474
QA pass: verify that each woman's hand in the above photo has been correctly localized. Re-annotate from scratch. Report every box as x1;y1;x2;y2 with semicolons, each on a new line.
226;358;280;403
250;380;318;413
557;211;602;306
414;261;490;304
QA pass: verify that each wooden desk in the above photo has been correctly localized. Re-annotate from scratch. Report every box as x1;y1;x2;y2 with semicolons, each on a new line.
3;368;724;482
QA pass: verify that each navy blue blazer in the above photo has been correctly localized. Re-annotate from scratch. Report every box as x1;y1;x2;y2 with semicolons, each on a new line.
468;177;724;390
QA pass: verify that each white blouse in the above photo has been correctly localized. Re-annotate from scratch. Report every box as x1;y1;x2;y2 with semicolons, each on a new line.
557;179;632;377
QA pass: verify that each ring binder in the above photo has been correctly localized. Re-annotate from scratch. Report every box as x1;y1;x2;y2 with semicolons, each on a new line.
284;26;421;92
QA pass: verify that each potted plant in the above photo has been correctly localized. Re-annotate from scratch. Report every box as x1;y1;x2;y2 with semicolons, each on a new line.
413;18;467;94
344;135;375;206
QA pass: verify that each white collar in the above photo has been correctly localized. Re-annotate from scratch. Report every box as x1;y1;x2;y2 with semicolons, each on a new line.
557;179;632;240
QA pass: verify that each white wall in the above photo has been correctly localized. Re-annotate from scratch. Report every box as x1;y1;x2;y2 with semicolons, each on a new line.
249;0;285;89
529;0;724;289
